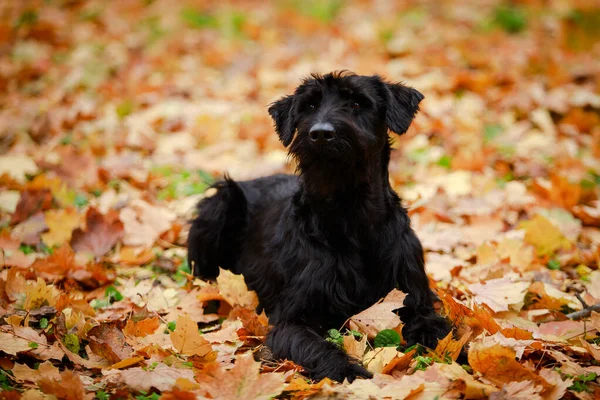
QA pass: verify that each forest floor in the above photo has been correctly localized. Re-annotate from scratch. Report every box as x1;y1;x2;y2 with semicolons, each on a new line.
0;0;599;399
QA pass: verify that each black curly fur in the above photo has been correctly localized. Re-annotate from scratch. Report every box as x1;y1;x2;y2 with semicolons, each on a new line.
188;72;450;382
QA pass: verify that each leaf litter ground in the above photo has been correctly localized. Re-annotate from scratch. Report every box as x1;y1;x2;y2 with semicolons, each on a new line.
0;0;599;399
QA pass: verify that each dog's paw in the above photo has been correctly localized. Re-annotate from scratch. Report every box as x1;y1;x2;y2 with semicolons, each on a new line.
311;360;372;383
403;313;451;349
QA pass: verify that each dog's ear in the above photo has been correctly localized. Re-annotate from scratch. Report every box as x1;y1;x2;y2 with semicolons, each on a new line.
383;82;424;135
268;95;296;147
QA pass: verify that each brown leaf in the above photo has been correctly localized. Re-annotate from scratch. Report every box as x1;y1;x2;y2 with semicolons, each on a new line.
196;352;286;400
31;244;79;281
39;370;85;400
87;323;133;363
70;207;124;257
169;314;212;356
0;332;33;355
348;289;406;339
12;361;60;383
10;189;53;225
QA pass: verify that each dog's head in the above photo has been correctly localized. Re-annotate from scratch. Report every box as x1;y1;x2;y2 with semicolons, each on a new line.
268;71;423;180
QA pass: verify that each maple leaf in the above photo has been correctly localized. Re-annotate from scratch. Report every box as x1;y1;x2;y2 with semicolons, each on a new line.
41;208;81;247
39;370;86;400
169;314;212;356
196;352;286;400
115;363;196;392
12;361;61;383
10;189;53;225
216;268;259;308
70;207;124;257
432;331;471;362
468;342;549;389
519;214;572;256
468;278;529;312
0;155;38;184
348;289;406;339
119;199;176;247
31;244;79;281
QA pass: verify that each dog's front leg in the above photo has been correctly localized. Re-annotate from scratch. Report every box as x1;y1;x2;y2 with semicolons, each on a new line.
266;321;372;382
395;229;451;348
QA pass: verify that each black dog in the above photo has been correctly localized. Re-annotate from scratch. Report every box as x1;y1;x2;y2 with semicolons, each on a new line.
188;71;450;382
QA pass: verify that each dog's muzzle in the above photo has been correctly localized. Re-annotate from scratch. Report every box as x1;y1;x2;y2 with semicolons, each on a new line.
309;122;336;145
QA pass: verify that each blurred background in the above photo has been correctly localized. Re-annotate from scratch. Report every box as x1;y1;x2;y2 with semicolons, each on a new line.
0;0;599;224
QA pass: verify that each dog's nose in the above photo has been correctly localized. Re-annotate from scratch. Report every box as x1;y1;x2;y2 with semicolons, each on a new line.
309;123;336;144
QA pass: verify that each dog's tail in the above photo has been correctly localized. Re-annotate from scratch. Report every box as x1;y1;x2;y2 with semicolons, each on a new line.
187;177;248;279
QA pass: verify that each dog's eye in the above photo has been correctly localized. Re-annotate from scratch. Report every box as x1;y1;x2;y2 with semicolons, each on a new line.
309;104;316;110
352;102;360;110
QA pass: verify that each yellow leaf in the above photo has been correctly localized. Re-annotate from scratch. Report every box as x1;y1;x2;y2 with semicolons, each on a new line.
41;208;81;247
216;268;259;308
109;356;145;370
519;215;572;256
169;315;212;356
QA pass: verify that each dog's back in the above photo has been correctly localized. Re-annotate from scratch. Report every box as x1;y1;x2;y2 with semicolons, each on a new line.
187;174;298;278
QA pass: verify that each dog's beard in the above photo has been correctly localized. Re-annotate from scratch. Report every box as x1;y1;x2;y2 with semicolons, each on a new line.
289;138;371;199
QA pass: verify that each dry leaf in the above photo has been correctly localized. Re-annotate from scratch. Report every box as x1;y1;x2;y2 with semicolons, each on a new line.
348;289;406;339
216;268;259;308
519;215;572;256
195;352;286;400
70;207;124;257
39;370;85;400
468;278;529;312
41;208;81;247
468;343;549;389
169;314;212;356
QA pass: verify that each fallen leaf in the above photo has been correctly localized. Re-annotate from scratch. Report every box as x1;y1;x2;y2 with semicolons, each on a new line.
123;317;160;338
343;333;368;361
39;370;85;400
87;323;133;363
217;268;259;308
196;352;286;400
70;207;124;257
489;380;542;400
116;363;196;392
0;332;34;355
169;314;212;356
519;215;572;256
10;189;53;225
468;342;549;389
119;199;176;247
0;155;38;184
41;208;81;247
469;278;529;312
432;331;471;362
348;289;406;339
12;361;60;383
